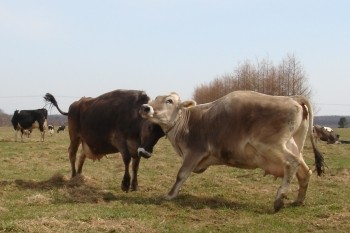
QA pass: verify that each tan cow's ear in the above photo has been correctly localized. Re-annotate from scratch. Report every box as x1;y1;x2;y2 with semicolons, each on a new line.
180;100;197;109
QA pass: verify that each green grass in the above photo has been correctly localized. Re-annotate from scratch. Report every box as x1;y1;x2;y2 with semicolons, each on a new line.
1;126;350;232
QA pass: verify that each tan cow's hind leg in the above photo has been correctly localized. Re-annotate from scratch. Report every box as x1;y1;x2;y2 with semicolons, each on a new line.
274;147;301;212
294;159;312;205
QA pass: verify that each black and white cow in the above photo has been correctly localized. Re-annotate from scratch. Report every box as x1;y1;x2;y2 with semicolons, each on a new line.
313;125;341;144
48;125;54;136
57;125;66;133
11;108;48;142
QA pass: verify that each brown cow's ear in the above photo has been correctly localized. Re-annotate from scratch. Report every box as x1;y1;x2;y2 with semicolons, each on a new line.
180;100;197;109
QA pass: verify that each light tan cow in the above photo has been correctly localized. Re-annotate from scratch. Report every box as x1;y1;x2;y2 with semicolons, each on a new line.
140;90;325;212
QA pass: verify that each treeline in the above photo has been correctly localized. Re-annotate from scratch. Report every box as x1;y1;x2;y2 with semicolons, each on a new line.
0;109;11;127
193;54;311;104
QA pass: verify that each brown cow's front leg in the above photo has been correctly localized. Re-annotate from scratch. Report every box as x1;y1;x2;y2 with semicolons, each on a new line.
121;151;132;192
131;156;140;191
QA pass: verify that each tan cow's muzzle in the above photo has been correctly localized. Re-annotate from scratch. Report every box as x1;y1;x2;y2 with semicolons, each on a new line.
139;104;154;118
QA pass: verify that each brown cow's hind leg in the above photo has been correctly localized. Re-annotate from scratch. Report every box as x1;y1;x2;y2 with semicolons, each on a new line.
77;152;86;174
68;138;80;177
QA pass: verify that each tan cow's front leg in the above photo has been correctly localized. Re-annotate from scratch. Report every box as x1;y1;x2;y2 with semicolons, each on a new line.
165;154;202;200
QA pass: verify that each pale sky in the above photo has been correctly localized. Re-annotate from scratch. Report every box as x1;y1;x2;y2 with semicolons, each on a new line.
1;0;349;116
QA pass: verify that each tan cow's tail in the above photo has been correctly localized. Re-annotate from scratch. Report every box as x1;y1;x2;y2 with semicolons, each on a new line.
44;93;68;116
294;96;326;176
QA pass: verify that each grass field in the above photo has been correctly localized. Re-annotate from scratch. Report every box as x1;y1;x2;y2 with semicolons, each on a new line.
1;126;350;232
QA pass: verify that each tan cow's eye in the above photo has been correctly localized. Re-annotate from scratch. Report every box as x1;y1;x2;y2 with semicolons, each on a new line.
166;99;173;104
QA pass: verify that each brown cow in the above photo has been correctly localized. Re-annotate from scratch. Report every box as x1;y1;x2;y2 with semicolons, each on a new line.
313;125;341;144
44;90;164;192
140;91;325;211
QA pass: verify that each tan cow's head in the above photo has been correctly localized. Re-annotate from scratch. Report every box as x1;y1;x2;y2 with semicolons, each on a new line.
140;92;196;130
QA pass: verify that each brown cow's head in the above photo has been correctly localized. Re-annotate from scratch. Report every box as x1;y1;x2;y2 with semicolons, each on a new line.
138;121;164;158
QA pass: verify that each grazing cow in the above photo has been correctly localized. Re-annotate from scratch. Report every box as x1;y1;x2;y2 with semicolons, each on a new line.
44;90;164;192
48;125;54;136
22;129;32;138
11;108;48;142
57;125;66;133
313;125;341;144
140;91;325;212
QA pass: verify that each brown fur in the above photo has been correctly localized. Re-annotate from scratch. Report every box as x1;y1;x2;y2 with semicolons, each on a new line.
44;90;164;192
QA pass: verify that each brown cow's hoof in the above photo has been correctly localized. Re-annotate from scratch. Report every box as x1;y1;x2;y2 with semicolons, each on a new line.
291;200;305;207
274;198;284;212
121;182;130;193
121;185;129;193
131;182;138;192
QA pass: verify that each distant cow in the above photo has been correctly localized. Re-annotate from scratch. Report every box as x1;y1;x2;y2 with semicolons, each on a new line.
44;90;164;192
48;125;54;136
11;108;48;142
140;91;325;212
313;125;341;144
57;125;65;133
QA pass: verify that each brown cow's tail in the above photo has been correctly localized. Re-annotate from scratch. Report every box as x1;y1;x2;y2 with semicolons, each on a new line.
294;96;326;176
44;93;68;116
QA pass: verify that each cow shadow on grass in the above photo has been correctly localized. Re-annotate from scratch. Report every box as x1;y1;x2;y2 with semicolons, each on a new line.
0;174;272;213
121;194;273;214
0;173;119;204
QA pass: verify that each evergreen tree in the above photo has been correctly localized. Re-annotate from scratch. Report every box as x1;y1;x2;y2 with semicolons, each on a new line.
338;117;348;128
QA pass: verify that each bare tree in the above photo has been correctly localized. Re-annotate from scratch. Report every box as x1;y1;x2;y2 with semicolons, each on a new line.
193;54;311;104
